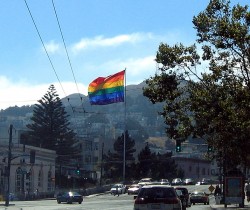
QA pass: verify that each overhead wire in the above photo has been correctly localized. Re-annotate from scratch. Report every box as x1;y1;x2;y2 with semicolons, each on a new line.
51;0;86;113
23;0;85;137
23;0;67;98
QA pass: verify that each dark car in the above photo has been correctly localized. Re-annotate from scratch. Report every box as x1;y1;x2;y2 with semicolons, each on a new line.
56;191;83;204
175;186;191;207
190;191;209;205
175;189;187;210
133;185;182;210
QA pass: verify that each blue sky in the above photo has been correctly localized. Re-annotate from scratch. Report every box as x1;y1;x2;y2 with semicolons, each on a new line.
0;0;248;109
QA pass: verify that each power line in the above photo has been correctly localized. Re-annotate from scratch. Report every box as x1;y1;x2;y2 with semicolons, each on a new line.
24;0;67;98
51;0;86;113
23;0;84;134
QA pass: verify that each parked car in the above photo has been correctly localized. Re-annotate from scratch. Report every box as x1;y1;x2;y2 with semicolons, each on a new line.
110;183;126;195
190;191;209;205
175;186;191;207
183;178;195;185
159;179;170;185
171;178;183;186
196;178;212;185
127;184;140;195
56;191;83;204
133;185;182;210
138;178;153;186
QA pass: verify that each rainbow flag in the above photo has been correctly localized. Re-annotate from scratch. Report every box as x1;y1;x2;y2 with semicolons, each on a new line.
88;70;125;105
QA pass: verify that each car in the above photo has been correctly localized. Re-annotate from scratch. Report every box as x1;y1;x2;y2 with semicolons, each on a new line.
159;179;170;185
200;178;212;185
110;183;126;195
175;189;187;210
56;191;83;204
171;178;183;186
190;191;209;205
138;178;153;186
196;178;212;185
133;185;182;210
127;184;140;195
175;186;191;207
183;178;195;185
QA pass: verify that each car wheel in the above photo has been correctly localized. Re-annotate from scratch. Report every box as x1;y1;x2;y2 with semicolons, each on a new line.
193;203;195;205
79;201;82;204
57;200;61;204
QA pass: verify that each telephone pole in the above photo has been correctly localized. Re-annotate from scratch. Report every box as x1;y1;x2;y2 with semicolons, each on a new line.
5;124;13;206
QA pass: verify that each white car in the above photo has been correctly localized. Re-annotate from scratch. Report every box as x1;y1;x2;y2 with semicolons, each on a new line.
138;178;153;187
110;184;126;195
127;184;140;195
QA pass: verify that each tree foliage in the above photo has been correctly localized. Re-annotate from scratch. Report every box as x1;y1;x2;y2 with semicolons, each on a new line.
143;0;250;170
26;84;79;165
137;143;182;180
103;131;136;181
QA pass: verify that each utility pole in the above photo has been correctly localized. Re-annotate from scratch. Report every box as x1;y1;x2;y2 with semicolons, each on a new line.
5;124;13;206
100;142;104;186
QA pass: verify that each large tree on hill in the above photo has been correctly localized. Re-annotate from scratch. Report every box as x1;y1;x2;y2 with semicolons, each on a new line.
143;0;250;172
26;84;79;165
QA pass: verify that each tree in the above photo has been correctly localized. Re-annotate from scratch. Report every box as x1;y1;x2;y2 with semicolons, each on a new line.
26;84;79;166
137;143;155;177
136;144;181;180
103;131;136;181
143;0;250;171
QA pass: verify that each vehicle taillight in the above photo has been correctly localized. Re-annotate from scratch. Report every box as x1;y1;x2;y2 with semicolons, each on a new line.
134;198;148;205
163;198;179;204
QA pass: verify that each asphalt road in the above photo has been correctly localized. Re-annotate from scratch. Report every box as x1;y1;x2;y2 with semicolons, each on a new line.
0;184;216;210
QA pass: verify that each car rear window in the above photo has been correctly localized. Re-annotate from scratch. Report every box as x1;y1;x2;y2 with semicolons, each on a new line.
138;187;176;199
176;188;188;195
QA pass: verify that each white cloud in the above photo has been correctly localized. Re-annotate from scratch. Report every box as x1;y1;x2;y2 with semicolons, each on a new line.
0;77;88;110
85;55;156;85
44;40;61;54
71;33;153;53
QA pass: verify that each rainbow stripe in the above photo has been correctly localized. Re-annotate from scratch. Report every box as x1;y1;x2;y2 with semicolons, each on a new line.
88;70;125;105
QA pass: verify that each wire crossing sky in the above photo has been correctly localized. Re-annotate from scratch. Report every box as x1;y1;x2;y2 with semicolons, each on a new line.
0;0;248;109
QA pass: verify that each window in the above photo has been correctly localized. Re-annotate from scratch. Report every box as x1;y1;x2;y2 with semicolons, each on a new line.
202;168;205;175
48;171;52;191
38;170;43;188
85;155;91;163
15;167;22;192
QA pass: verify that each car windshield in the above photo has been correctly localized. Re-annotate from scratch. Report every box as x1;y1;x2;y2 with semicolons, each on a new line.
175;190;182;196
69;192;80;196
130;184;139;188
138;187;176;199
191;192;204;196
176;188;188;195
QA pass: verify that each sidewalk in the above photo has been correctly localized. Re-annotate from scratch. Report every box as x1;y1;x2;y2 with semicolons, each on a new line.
210;197;250;210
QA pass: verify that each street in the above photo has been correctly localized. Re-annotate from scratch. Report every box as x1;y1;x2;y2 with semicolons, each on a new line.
0;184;217;210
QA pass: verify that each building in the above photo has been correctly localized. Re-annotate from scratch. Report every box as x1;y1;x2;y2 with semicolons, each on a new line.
0;125;56;199
173;156;211;180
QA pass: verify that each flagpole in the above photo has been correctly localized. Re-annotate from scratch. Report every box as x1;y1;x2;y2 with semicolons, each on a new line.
123;68;126;182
